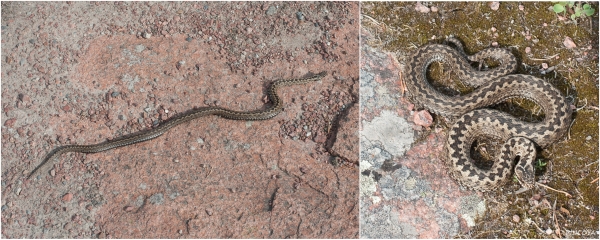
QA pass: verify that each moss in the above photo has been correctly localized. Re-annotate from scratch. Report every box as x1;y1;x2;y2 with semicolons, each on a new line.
362;1;598;238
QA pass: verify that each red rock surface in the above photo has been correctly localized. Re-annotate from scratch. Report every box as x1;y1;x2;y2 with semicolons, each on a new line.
1;2;358;238
359;28;483;238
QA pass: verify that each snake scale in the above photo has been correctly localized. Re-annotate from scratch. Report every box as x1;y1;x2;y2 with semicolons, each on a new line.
405;37;572;191
28;71;327;179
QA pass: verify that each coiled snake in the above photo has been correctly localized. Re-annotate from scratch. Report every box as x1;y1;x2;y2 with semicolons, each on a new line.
28;72;327;179
405;38;572;191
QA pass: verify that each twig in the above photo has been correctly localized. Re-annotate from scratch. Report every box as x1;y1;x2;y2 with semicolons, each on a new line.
566;117;576;140
529;54;560;61
585;105;599;111
536;183;573;198
575;98;588;112
361;14;381;25
553;198;562;238
585;160;598;168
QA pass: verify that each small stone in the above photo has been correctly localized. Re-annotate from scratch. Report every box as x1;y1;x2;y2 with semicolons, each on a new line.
541;63;548;69
491;26;497;32
205;208;213;216
265;6;277;16
296;12;304;21
586;136;591;141
491;42;499;47
525;47;531;53
430;6;438;12
186;37;192;42
512;215;520;222
50;169;56;176
563;37;576;49
519;5;524;11
413;110;433;127
62;104;71;112
4;118;16;127
545;228;553;235
415;2;430;13
489;1;500;10
143;32;151;39
123;206;134;212
111;91;121;97
63;193;73;202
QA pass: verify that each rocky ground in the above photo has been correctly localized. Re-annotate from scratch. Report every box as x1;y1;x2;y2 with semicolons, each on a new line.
360;2;598;239
1;2;359;238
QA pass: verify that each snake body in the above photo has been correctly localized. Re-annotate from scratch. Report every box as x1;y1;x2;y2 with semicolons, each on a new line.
406;38;571;191
28;71;327;179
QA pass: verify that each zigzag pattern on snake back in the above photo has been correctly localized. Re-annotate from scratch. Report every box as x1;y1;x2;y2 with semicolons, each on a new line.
28;71;327;180
405;37;572;191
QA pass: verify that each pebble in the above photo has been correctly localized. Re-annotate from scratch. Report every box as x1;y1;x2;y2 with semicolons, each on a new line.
541;63;548;69
186;37;192;42
563;36;576;49
143;32;151;39
545;228;553;235
586;136;592;141
415;2;430;13
266;6;277;16
205;208;213;216
123;206;134;212
489;1;500;10
4;118;16;127
1;205;7;211
111;91;120;97
525;47;531;53
512;215;520;222
413;110;433;127
62;193;73;202
296;12;304;21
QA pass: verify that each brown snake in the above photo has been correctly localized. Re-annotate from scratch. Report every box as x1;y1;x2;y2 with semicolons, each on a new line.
405;37;572;191
28;71;327;179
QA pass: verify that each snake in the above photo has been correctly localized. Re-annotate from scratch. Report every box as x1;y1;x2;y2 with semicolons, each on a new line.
27;71;327;179
405;37;572;191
